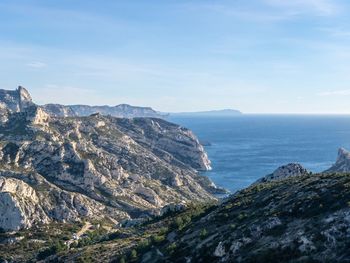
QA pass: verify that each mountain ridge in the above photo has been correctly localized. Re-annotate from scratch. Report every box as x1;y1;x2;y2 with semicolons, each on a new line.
0;87;223;232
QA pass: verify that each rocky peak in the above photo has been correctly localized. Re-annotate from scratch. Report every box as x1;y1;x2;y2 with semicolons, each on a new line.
0;86;33;115
255;163;309;184
17;86;33;110
324;147;350;173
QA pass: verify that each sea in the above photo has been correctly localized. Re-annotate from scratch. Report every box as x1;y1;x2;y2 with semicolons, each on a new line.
168;115;350;193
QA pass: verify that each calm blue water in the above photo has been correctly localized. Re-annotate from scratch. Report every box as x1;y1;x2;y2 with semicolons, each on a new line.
168;115;350;193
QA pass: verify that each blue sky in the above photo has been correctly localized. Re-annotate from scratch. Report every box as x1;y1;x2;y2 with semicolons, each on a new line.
1;0;350;113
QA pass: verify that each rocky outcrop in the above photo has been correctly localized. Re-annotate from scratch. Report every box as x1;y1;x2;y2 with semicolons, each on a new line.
324;147;350;173
0;99;217;231
0;86;34;121
0;177;49;231
254;163;309;184
0;172;128;231
0;86;33;113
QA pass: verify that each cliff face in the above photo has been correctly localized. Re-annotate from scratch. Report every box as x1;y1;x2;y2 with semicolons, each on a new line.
0;86;34;122
0;91;217;231
324;147;350;173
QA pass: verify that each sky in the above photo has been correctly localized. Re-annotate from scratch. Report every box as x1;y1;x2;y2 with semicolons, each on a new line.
1;0;350;113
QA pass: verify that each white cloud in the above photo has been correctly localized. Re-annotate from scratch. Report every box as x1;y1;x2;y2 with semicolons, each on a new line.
27;61;47;68
264;0;340;16
317;89;350;96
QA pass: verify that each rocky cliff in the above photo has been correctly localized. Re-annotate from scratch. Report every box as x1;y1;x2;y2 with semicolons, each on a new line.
324;147;350;173
0;86;34;122
0;88;219;232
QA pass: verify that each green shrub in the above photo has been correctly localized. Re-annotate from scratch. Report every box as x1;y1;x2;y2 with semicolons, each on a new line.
130;249;137;260
166;243;177;254
200;228;208;239
152;234;165;243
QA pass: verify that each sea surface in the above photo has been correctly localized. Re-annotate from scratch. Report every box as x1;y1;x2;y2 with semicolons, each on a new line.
168;115;350;193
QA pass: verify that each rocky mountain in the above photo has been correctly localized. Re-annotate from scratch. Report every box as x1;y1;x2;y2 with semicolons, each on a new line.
0;87;222;232
0;86;164;119
43;103;164;118
324;147;350;173
254;163;309;184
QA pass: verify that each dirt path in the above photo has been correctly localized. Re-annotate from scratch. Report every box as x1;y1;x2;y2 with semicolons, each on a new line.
65;221;92;248
76;221;92;239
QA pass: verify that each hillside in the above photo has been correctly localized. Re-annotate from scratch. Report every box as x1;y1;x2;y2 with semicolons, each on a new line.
2;169;350;262
48;171;350;263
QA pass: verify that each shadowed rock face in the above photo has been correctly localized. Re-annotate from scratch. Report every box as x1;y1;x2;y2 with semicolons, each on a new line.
0;90;218;230
324;148;350;173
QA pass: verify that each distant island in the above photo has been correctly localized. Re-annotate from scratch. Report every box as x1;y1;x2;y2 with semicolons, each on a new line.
168;109;242;117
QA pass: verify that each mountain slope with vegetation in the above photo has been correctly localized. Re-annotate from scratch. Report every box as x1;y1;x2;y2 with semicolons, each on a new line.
3;171;348;262
103;172;350;262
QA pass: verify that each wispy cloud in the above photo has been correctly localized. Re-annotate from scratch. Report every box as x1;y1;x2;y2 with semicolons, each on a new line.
317;89;350;96
264;0;341;16
182;3;291;22
27;61;47;68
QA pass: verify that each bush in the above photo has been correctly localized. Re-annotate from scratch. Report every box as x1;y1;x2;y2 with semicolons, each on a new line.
152;234;165;243
174;217;184;230
130;249;137;260
200;228;208;239
166;243;177;254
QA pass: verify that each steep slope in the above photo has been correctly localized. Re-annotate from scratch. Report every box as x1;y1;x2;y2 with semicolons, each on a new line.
0;104;218;231
134;172;350;263
324;147;350;173
29;171;350;263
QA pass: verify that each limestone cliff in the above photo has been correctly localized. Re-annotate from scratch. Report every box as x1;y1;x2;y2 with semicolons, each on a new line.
324;147;350;173
0;96;217;230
